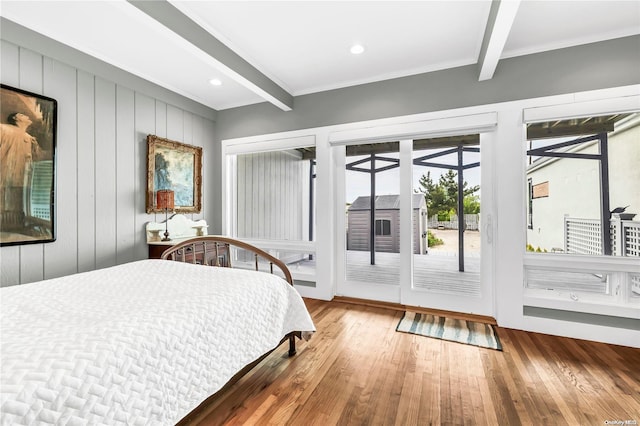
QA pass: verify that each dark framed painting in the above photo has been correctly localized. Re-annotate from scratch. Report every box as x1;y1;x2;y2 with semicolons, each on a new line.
146;135;202;213
1;84;57;246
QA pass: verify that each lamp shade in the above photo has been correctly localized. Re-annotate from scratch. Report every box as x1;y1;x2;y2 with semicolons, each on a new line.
156;189;174;210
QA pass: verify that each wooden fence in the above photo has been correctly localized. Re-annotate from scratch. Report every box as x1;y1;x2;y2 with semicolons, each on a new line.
428;214;480;231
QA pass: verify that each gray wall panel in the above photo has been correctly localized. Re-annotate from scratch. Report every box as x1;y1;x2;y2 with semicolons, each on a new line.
77;71;96;273
0;40;217;286
166;104;184;143
203;118;218;233
94;77;117;270
43;58;78;280
133;93;157;261
155;100;167;139
116;85;136;265
190;114;203;222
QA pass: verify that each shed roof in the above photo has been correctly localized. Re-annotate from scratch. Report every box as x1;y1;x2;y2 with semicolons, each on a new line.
348;194;426;211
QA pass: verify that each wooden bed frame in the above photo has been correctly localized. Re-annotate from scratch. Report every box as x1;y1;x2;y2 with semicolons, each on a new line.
161;236;302;425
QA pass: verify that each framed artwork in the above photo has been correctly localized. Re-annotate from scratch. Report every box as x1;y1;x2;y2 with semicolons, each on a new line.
146;135;202;213
1;84;57;246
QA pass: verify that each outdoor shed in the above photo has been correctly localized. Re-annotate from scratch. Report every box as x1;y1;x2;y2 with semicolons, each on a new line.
347;194;427;254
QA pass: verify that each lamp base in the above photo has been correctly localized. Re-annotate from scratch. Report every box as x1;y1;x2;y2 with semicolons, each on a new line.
161;208;171;241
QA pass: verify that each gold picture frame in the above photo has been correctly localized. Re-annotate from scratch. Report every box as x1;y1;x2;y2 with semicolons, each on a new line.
146;135;202;213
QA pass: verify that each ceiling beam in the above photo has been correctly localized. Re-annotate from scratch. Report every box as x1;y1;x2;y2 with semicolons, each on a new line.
477;0;521;81
127;0;294;111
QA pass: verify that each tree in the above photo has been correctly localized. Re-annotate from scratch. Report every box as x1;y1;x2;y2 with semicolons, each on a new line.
463;194;481;214
418;170;480;218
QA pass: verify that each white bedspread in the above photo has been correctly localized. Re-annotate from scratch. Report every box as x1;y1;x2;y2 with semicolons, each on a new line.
0;259;315;425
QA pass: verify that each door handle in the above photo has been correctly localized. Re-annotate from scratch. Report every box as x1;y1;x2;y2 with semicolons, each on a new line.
485;214;493;244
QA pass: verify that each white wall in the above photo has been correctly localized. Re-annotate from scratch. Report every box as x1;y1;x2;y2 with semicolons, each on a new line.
609;121;640;217
0;40;216;286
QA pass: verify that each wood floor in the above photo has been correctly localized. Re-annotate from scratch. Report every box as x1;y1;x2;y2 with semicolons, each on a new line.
195;299;640;425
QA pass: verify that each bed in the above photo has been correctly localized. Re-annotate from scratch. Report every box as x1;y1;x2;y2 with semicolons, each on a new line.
0;236;315;425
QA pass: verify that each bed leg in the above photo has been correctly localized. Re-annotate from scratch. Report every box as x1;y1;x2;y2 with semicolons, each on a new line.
288;334;296;357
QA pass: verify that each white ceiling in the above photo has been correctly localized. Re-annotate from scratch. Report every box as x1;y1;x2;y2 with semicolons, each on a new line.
1;1;639;111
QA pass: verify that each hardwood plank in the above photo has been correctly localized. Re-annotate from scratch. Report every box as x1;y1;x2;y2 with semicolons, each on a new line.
193;300;640;425
333;295;497;325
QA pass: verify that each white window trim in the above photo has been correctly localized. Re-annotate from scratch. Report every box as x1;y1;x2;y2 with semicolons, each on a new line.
521;89;640;317
329;112;498;145
523;93;640;124
224;134;316;155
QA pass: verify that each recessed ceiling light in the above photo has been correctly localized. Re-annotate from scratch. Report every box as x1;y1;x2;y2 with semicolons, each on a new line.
350;44;365;55
209;78;222;86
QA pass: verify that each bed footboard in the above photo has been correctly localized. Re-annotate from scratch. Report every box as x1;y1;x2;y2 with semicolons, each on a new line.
160;236;294;285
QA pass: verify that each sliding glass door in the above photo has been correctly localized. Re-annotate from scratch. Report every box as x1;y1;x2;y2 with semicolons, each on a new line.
339;142;403;301
336;133;495;316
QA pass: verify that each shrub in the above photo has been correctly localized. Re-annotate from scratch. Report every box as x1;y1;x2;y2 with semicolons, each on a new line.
428;231;444;247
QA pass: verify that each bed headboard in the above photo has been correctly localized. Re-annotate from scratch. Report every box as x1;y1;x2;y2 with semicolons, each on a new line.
160;236;294;286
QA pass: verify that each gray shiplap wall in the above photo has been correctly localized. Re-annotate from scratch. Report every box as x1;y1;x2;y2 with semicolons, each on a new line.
0;40;216;286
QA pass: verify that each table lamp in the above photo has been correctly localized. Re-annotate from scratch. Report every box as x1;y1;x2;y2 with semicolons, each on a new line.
156;189;175;241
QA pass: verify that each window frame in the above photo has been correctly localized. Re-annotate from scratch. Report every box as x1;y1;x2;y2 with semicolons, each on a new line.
375;219;391;236
522;100;640;315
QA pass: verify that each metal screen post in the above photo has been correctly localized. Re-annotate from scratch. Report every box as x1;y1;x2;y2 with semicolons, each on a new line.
457;144;465;272
370;154;376;265
599;133;612;255
309;159;315;260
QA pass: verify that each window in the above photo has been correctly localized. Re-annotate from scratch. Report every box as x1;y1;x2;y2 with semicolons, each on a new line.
229;145;316;282
523;111;639;313
525;113;639;257
235;149;314;242
375;219;391;236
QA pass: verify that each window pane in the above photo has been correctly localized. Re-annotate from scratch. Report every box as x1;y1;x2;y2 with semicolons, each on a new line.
234;147;316;279
525;113;640;257
630;273;640;301
236;149;314;241
412;138;482;295
525;268;610;295
345;143;400;285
